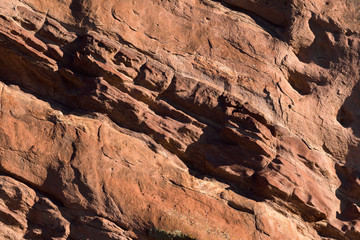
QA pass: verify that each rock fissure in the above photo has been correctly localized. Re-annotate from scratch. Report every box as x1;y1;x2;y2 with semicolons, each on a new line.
0;0;359;239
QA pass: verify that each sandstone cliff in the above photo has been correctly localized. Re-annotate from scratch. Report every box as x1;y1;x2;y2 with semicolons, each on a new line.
0;0;359;239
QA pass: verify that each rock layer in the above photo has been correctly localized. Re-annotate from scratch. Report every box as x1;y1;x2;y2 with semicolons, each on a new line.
0;0;359;239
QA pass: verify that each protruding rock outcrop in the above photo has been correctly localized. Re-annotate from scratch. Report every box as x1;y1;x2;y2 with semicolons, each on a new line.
0;0;359;239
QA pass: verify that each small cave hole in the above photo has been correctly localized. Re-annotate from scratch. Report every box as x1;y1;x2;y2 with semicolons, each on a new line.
272;158;283;165
287;72;311;95
97;42;105;48
337;106;354;127
346;30;354;36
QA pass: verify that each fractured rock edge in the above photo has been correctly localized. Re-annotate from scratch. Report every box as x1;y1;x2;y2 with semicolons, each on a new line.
0;0;359;239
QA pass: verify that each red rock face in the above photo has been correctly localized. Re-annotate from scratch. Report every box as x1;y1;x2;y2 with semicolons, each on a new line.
0;0;359;239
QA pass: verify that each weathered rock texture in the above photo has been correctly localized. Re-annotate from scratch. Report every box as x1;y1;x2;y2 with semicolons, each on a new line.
0;0;359;239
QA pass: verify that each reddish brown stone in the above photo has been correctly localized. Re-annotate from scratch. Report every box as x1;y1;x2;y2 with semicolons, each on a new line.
0;0;359;239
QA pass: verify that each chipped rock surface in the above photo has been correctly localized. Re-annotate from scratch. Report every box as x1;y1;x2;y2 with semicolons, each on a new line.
0;0;359;239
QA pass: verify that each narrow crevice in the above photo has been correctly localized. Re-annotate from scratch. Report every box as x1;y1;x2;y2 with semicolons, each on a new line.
211;0;287;39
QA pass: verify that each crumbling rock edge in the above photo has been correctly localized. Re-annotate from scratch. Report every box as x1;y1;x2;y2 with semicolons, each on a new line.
0;0;359;239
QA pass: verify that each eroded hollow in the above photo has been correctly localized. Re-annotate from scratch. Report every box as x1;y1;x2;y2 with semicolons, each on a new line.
296;16;343;69
287;70;312;95
337;106;354;127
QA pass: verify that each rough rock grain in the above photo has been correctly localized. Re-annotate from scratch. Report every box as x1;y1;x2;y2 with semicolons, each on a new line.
0;0;359;239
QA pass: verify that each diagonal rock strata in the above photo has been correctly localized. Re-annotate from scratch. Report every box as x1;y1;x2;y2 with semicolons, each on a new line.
0;0;359;239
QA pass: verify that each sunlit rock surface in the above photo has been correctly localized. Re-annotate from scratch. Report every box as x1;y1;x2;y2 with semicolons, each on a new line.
0;0;360;239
